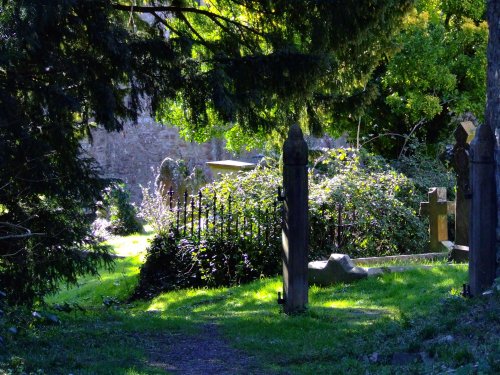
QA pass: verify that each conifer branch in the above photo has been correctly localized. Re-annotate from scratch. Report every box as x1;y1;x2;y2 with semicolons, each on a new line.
112;3;265;37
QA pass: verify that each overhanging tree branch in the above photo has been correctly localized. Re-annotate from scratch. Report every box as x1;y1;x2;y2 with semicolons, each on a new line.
0;221;45;242
112;3;265;37
176;12;212;48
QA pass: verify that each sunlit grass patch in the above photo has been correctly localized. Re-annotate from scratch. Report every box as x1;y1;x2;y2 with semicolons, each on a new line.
105;228;154;258
21;235;481;374
45;231;153;307
45;255;142;307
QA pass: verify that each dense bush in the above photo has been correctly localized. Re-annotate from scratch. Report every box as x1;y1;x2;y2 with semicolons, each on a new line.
132;233;197;299
132;231;281;300
392;141;456;204
214;150;429;258
309;148;427;258
135;150;433;297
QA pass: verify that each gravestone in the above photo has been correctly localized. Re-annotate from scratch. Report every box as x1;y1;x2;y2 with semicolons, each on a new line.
419;188;455;252
156;157;206;202
281;124;309;314
450;121;476;262
469;123;497;296
156;158;186;201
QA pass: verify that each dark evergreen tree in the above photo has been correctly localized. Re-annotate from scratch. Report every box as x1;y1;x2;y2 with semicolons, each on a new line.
0;1;183;304
117;0;414;146
0;0;412;304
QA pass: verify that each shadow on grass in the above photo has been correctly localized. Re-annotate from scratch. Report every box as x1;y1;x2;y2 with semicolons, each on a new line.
136;264;467;372
23;263;468;374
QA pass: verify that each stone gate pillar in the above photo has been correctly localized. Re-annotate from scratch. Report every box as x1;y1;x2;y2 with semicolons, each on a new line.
282;124;309;314
469;123;497;295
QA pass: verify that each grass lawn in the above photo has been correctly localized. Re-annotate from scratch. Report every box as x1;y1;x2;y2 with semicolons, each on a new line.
2;232;499;374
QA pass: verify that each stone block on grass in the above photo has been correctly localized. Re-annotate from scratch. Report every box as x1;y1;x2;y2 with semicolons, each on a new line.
308;253;367;286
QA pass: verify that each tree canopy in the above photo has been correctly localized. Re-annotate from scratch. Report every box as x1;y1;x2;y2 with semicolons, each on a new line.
331;0;487;157
125;0;414;149
0;0;413;304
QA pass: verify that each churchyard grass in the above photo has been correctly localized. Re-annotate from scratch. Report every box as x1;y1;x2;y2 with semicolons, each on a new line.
44;230;154;306
3;233;499;374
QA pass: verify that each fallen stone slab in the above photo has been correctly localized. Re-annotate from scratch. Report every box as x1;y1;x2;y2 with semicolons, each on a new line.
309;253;433;286
309;254;367;286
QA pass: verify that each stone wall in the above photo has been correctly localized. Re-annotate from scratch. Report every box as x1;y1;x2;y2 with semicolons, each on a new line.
81;114;231;203
82;113;348;204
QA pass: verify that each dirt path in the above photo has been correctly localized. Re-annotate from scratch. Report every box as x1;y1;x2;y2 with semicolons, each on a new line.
138;323;276;374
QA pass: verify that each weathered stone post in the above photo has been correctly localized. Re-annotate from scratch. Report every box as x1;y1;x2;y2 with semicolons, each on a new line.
281;124;309;314
469;123;497;296
450;121;476;262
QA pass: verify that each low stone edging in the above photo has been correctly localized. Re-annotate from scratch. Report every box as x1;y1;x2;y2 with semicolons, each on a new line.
352;252;449;266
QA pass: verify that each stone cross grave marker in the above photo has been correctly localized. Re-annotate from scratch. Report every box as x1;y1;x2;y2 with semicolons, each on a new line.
280;124;309;314
450;121;476;261
419;187;455;252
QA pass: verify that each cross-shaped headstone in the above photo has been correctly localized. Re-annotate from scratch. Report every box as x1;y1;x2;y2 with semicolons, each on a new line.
419;187;455;252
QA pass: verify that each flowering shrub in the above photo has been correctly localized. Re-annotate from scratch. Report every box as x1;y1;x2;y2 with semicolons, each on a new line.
138;183;175;234
309;148;427;258
135;150;431;297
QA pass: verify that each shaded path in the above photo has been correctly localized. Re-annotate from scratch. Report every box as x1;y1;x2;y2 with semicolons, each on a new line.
138;323;275;374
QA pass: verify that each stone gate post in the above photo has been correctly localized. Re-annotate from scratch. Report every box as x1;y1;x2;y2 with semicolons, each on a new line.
281;124;309;314
469;123;497;295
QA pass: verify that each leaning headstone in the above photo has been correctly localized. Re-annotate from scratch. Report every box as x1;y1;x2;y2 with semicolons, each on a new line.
419;188;455;252
450;121;476;262
281;124;309;314
469;123;497;296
